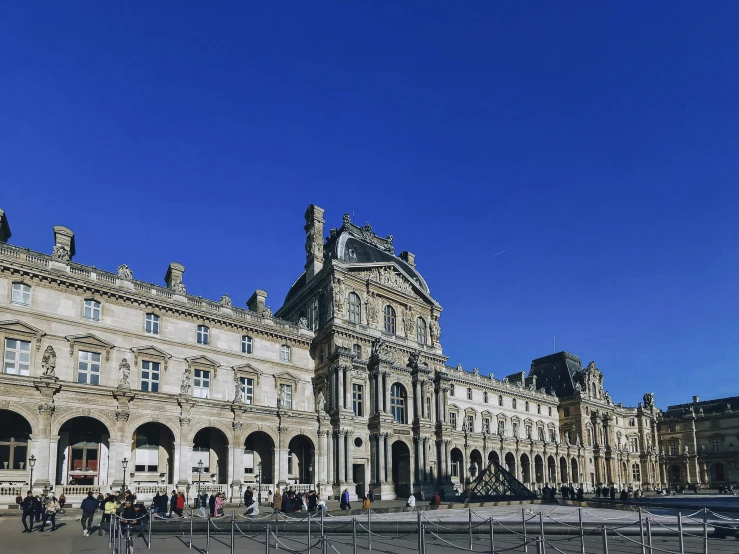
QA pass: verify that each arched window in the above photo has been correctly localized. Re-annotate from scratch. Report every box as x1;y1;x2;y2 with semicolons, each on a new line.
416;317;427;344
512;398;517;409
467;388;472;400
383;305;396;334
390;383;407;424
347;293;361;324
498;395;503;406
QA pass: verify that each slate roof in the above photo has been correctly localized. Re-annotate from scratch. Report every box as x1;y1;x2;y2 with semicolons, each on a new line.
663;396;739;418
528;351;585;398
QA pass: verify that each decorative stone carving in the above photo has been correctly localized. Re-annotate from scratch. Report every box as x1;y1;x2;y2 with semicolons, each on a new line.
41;345;57;376
179;416;191;426
332;277;345;315
370;338;388;358
366;292;379;325
118;358;131;389
403;306;415;336
429;317;441;343
643;393;655;408
343;213;351;226
52;244;70;263
171;278;186;294
117;264;133;279
38;403;55;415
115;410;130;421
408;352;420;371
298;317;308;329
180;369;192;396
220;294;233;307
232;421;243;430
234;376;244;402
315;390;325;413
277;385;287;409
360;222;374;243
263;306;272;318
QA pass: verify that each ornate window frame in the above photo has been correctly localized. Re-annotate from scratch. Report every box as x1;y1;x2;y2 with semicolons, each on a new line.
347;291;362;324
9;280;32;307
81;296;103;322
66;333;113;384
144;312;161;335
383;304;396;335
448;403;460;430
131;345;172;372
274;370;299;409
186;354;220;379
0;320;45;377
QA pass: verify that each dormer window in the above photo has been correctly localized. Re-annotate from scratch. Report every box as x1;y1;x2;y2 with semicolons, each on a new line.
347;293;361;324
145;313;159;335
242;335;253;354
84;299;101;322
383;305;396;334
280;344;291;363
11;283;31;306
416;317;427;344
197;325;209;345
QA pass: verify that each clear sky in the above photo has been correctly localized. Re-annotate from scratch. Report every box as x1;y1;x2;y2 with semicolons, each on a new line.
1;2;737;408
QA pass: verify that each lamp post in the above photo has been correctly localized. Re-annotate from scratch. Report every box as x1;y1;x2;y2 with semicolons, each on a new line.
122;458;128;492
197;459;203;505
257;461;262;505
28;455;36;492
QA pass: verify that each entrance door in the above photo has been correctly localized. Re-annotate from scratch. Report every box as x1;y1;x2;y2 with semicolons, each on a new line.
353;464;366;498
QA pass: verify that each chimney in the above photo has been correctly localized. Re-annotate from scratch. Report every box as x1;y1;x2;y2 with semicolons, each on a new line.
693;396;700;404
400;251;416;266
304;204;325;281
52;226;76;261
0;209;10;243
247;289;268;313
164;262;186;293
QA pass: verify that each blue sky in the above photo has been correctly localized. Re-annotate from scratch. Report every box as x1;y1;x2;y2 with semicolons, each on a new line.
1;2;738;408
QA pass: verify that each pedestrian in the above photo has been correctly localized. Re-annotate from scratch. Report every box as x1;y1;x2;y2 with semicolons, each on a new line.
80;490;99;536
363;495;371;510
610;487;616;500
215;493;224;517
33;494;43;523
208;493;216;516
431;491;442;506
406;494;416;509
59;493;67;509
420;489;425;501
273;488;282;512
170;490;178;516
199;492;208;517
368;488;374;503
244;486;253;508
40;490;59;532
281;489;292;513
103;494;117;532
307;490;318;513
341;488;351;510
176;492;185;518
21;490;35;533
267;490;273;507
152;491;162;516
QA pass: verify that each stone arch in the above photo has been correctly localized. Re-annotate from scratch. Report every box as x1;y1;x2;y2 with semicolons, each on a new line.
189;420;233;445
450;447;464;486
0;410;32;472
391;439;412;497
9;403;41;436
559;456;568;483
192;426;230;484
57;416;111;486
547;455;557;483
469;449;483;479
52;408;115;437
130;421;176;484
236;425;278;448
244;430;276;484
126;415;180;444
488;451;499;465
288;434;315;484
534;454;544;484
284;428;319;446
570;458;579;483
709;462;728;484
520;453;531;482
504;452;516;475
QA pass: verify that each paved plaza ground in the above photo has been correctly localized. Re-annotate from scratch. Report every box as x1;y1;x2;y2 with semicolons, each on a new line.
1;496;739;553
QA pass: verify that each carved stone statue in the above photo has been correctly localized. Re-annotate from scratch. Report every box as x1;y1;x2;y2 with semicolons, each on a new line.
234;377;244;402
366;292;379;325
41;345;57;376
574;383;582;392
684;445;689;455
117;264;133;279
343;213;351;226
278;385;287;409
565;432;570;444
643;393;655;408
298;317;308;329
370;338;387;358
263;306;272;318
118;358;131;389
52;244;70;263
429;317;441;343
316;390;326;413
408;352;420;370
180;368;192;396
171;278;186;294
220;293;233;307
403;306;415;336
333;277;346;315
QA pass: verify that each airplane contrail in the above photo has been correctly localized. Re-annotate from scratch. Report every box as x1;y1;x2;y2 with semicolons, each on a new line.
487;249;507;259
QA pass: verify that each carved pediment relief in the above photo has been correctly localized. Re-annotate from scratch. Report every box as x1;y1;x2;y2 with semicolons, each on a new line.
233;363;263;384
351;265;419;298
185;355;220;378
0;319;46;350
66;333;114;361
131;345;173;371
273;370;299;386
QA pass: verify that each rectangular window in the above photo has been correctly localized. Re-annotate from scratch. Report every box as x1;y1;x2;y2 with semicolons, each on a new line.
280;384;293;409
3;338;31;376
84;300;101;321
498;395;503;406
629;437;639;453
526;425;532;439
498;420;506;435
466;414;474;431
280;345;291;362
467;388;472;400
194;369;210;398
483;418;490;434
563;407;570;417
668;440;678;456
11;283;31;306
549;429;556;442
352;383;364;417
78;350;101;385
425;397;431;419
711;438;722;453
145;313;159;335
629;417;636;427
197;325;209;345
537;404;541;414
242;336;253;354
538;427;545;441
449;412;457;429
451;461;459;478
352;344;362;359
668;423;676;432
513;422;519;437
141;361;160;393
239;377;254;404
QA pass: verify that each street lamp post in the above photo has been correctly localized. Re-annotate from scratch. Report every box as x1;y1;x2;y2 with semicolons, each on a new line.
28;455;36;492
122;458;129;492
257;461;262;505
197;459;203;505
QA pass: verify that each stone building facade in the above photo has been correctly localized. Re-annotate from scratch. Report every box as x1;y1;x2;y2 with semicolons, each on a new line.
0;204;728;504
657;396;739;489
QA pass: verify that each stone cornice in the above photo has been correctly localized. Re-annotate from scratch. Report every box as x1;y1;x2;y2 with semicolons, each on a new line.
0;254;314;348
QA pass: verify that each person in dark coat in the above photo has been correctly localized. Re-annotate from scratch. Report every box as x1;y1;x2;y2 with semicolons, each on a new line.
209;493;216;517
170;490;178;516
33;494;44;523
244;487;254;508
281;490;292;513
21;491;35;532
158;491;169;514
307;490;318;512
610;487;616;500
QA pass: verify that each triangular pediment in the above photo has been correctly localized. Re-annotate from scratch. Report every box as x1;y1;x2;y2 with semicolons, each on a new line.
65;333;114;348
273;370;299;385
131;345;172;371
233;363;263;383
186;355;220;378
0;319;46;338
346;263;423;298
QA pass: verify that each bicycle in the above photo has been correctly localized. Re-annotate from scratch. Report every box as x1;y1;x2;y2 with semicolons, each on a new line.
120;521;135;554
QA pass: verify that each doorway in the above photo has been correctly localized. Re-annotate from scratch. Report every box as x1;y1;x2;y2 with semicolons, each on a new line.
353;464;366;498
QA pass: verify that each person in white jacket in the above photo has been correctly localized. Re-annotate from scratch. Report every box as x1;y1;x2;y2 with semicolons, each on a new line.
406;494;416;508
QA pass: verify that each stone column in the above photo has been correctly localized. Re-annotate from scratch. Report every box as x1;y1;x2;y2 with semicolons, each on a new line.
437;440;446;483
419;382;425;418
383;373;390;413
345;370;352;412
177;416;193;487
374;373;381;414
413;437;420;484
319;430;328;485
230;422;243;498
278;425;288;486
442;388;449;423
386;435;394;486
326;431;334;485
337;431;346;484
445;441;452;483
412;382;419;421
34;403;55;488
337;369;344;411
374;434;384;485
422;438;428;483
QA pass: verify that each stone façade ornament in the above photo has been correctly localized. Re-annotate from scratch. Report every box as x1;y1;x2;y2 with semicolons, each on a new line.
117;264;133;280
118;358;131;389
52;244;71;263
180;368;192;396
298;317;308;329
220;293;233;307
315;390;325;413
41;345;57;378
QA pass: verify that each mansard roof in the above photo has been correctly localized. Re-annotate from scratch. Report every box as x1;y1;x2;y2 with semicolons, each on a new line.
528;351;585;398
664;396;739;417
